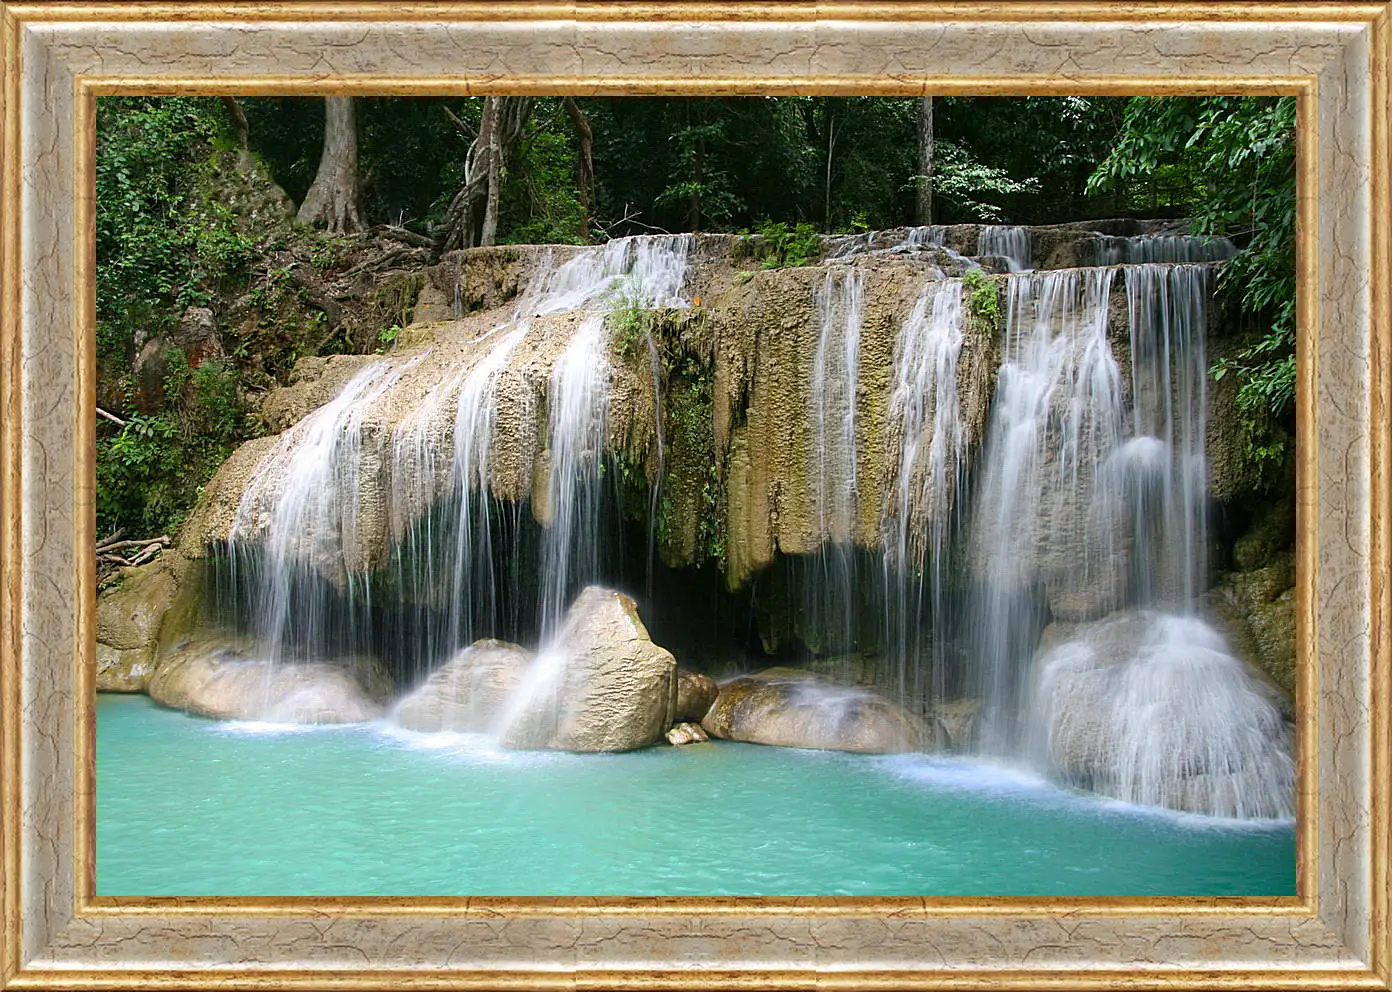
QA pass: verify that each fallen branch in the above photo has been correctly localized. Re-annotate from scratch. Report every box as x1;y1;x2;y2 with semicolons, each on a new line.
370;224;437;250
95;535;169;555
96;406;127;427
125;542;164;567
95;527;127;550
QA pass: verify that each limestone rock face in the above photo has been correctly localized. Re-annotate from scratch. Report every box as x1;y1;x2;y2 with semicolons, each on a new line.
701;668;927;753
500;587;678;753
258;354;381;432
95;551;200;692
148;639;392;724
394;639;534;733
96;561;180;651
96;643;156;693
930;698;982;752
674;670;718;723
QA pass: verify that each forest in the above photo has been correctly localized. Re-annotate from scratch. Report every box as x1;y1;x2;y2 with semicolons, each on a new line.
94;94;1295;550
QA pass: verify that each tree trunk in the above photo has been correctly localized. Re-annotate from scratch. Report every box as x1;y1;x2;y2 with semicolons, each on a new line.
437;97;533;251
481;98;503;246
824;109;837;229
297;96;365;234
221;97;249;150
916;97;934;226
563;97;594;239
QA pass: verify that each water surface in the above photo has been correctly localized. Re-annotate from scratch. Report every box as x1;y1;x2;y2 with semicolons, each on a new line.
97;694;1295;897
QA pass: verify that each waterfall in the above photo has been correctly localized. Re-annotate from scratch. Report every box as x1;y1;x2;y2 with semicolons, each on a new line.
881;279;967;710
978;226;1032;272
1090;234;1237;266
804;266;865;659
223;234;693;705
1029;612;1294;819
208;223;1293;817
1120;264;1211;605
965;268;1124;753
904;226;947;247
539;313;611;637
229;357;418;668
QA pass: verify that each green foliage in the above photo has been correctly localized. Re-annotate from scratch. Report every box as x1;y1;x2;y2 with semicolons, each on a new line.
95;97;245;367
501;122;589;244
915;142;1041;223
1090;96;1296;476
607;295;650;362
747;221;822;269
97;352;247;537
376;324;402;352
962;267;1001;333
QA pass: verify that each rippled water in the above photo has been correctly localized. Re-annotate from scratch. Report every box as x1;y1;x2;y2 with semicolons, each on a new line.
96;695;1295;897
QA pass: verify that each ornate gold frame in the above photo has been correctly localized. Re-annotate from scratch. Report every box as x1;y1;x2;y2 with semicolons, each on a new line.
0;2;1387;988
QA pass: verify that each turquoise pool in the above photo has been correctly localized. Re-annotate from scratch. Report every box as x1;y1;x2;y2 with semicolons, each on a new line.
96;694;1296;897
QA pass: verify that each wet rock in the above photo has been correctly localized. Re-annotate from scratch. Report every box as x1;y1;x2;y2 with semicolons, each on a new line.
96;560;181;651
674;670;718;722
930;698;981;752
97;643;156;693
148;639;392;723
501;587;678;753
666;722;709;745
394;639;534;733
95;551;200;692
701;668;927;753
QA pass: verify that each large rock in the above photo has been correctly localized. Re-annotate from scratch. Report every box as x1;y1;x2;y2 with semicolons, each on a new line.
674;670;718;723
95;551;200;692
394;639;534;733
148;639;392;723
500;587;678;752
701;668;928;753
96;560;181;651
96;643;156;693
1029;609;1293;818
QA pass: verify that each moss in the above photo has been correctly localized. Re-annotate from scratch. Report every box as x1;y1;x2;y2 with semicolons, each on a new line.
962;267;1003;337
369;271;426;335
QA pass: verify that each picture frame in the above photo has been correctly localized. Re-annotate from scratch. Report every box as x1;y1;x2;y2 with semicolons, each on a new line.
1;2;1388;988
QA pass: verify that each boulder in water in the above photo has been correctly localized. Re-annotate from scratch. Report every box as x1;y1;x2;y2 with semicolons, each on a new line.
666;722;709;745
500;587;678;753
394;639;534;733
701;668;927;753
97;643;156;693
674;670;718;723
1029;610;1293;818
148;639;392;724
96;551;201;692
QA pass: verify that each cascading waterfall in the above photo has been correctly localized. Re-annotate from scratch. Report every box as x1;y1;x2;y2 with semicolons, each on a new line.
965;267;1124;753
904;226;947;248
805;266;866;659
538;312;612;636
1120;263;1211;605
224;234;693;718
1090;233;1237;265
229;357;420;671
1017;260;1293;818
908;253;1291;817
209;224;1292;818
881;279;967;711
977;226;1032;272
